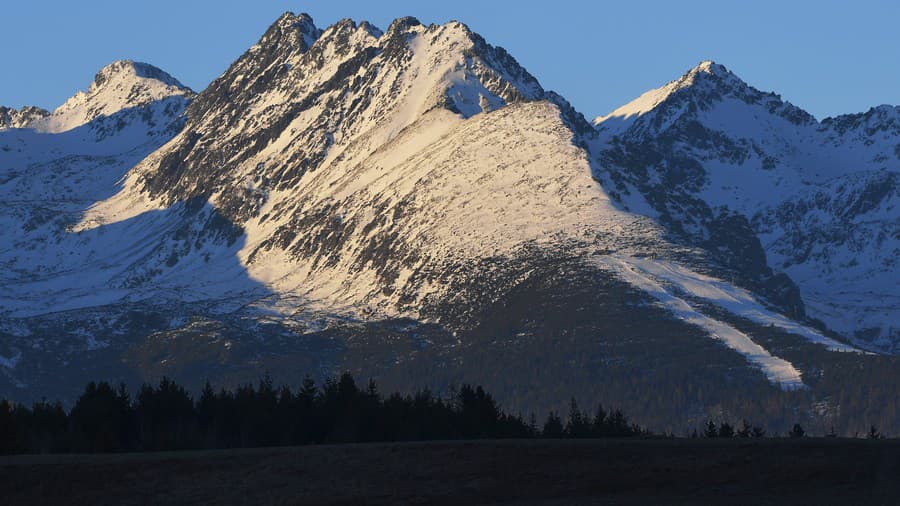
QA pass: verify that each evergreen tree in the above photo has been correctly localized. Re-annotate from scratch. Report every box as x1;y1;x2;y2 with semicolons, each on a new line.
295;375;319;444
0;373;655;454
455;385;500;439
528;413;539;437
197;381;217;448
565;398;589;438
134;377;196;451
607;410;631;437
0;399;20;454
868;425;881;440
542;412;564;438
275;384;295;446
69;382;133;452
253;374;279;446
28;400;68;454
591;403;608;437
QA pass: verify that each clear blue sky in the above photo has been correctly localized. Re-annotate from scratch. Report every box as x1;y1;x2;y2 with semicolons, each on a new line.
3;1;898;120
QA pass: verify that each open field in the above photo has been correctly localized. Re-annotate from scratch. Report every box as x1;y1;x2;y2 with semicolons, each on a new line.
2;439;898;505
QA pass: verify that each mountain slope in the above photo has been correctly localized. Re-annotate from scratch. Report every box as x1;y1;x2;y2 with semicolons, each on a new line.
1;15;897;435
84;14;605;314
0;60;196;318
593;61;899;352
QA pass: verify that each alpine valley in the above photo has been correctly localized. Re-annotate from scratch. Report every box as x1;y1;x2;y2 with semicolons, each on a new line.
1;13;897;434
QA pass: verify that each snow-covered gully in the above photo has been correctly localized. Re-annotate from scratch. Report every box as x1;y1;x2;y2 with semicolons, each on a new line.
597;256;806;390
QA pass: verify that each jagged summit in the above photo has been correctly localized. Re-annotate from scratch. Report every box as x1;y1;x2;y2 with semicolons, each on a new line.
593;60;732;126
661;59;738;87
92;60;188;89
592;58;899;351
594;59;816;135
0;105;49;129
387;16;423;32
24;59;193;134
821;103;900;136
262;11;322;52
689;59;729;76
137;13;550;210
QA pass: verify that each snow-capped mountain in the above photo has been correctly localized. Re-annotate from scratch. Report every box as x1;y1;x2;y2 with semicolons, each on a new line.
593;61;898;351
0;106;49;130
1;14;897;433
0;60;194;316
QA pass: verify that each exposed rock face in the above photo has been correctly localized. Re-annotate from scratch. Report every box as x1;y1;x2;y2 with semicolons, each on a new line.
26;60;193;137
593;61;899;351
1;14;898;433
0;106;49;129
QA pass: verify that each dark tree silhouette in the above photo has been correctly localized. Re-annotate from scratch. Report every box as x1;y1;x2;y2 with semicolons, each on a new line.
135;377;195;451
542;412;564;438
868;425;881;440
68;382;133;453
0;373;654;455
565;398;590;438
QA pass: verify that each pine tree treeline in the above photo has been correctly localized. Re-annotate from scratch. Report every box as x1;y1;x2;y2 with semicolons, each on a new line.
0;373;644;455
693;420;888;439
700;420;767;439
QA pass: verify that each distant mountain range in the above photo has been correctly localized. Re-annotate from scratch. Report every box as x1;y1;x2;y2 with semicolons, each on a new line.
1;12;897;434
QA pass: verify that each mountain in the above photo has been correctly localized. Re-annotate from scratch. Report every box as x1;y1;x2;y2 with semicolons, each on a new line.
0;106;49;130
592;61;898;352
0;60;194;350
1;14;897;435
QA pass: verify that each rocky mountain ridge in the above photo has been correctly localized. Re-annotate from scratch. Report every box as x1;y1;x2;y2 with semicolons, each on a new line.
592;61;898;351
0;13;897;433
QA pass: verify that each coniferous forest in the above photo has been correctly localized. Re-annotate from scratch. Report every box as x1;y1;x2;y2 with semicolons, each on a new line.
2;372;890;456
0;373;648;455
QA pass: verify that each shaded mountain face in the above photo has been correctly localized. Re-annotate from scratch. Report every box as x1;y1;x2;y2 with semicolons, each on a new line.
593;61;899;352
0;60;203;327
1;14;898;434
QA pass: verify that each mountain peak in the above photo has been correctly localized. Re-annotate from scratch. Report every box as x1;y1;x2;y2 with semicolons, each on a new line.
594;60;746;126
91;60;187;91
275;11;320;45
273;11;315;30
29;60;192;134
386;16;424;34
690;60;728;76
676;60;746;92
250;11;322;57
595;60;815;130
0;105;50;130
358;20;384;38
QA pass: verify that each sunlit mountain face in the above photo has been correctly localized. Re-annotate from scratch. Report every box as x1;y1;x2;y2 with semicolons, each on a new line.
1;13;897;434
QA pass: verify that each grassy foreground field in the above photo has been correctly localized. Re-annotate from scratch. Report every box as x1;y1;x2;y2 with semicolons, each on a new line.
2;439;898;505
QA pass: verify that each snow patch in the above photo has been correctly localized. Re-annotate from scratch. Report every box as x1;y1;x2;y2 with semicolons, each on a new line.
597;256;806;390
622;258;861;353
